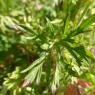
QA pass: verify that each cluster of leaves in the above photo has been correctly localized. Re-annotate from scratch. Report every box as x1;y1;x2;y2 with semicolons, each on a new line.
0;0;95;95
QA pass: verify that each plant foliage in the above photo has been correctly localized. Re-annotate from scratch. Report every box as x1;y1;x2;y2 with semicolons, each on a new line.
0;0;95;95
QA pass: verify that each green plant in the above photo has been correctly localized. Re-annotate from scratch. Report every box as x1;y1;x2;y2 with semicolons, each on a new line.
0;0;95;95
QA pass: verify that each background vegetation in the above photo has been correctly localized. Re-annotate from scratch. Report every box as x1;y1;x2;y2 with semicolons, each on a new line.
0;0;95;95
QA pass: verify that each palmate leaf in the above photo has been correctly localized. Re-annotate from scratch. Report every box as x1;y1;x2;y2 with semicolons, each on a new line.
64;42;82;65
24;62;43;84
22;58;44;87
67;14;95;38
64;41;95;66
73;46;87;59
21;53;48;73
74;46;95;61
0;0;95;95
